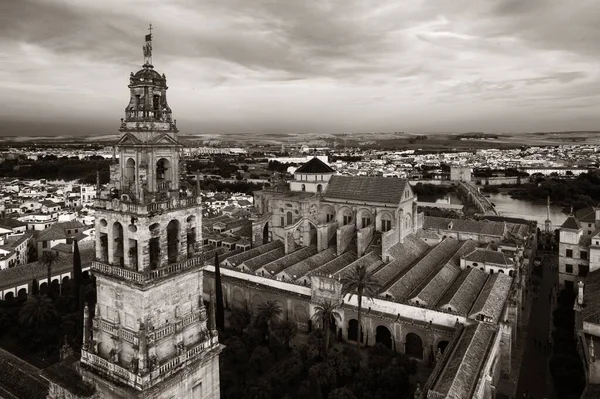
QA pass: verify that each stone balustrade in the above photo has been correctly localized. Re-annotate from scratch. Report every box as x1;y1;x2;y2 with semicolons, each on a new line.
91;256;201;285
81;334;219;391
93;318;139;345
94;195;201;215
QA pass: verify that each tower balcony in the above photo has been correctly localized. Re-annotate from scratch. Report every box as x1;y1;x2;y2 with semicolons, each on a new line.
80;333;220;391
91;255;203;285
94;195;201;216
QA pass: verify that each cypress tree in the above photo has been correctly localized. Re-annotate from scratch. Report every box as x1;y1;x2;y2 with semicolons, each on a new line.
73;240;85;348
214;252;225;331
31;278;39;296
73;240;82;306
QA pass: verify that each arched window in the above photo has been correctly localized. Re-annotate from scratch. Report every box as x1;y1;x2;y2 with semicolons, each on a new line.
286;212;293;226
301;184;306;192
317;184;322;193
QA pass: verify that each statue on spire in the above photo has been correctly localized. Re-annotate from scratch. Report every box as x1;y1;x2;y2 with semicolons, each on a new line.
143;23;153;67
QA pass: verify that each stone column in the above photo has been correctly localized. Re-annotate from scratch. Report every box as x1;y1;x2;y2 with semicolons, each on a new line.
179;220;188;260
123;227;130;268
107;225;115;265
396;209;404;244
95;226;103;260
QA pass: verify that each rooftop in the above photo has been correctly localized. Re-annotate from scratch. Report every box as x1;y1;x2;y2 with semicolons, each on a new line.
324;176;409;205
294;157;335;174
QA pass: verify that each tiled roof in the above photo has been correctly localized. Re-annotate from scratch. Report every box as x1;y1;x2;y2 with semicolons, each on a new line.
374;235;431;289
0;241;94;287
423;217;505;237
576;207;596;223
0;218;27;228
448;240;480;268
310;252;356;277
437;268;488;315
416;229;441;240
335;250;382;280
52;243;73;253
280;248;337;281
294;157;335;174
384;238;463;301
38;226;67;241
324;176;409;204
225;240;283;267
581;270;600;324
241;247;286;272
561;215;582;230
411;263;461;306
463;248;515;266
428;323;497;399
409;240;478;306
259;245;317;276
469;273;513;323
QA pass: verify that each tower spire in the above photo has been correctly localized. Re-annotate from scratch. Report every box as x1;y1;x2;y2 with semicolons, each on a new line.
546;196;550;221
143;23;153;67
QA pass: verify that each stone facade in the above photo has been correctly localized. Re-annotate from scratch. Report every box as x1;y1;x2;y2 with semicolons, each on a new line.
43;31;221;399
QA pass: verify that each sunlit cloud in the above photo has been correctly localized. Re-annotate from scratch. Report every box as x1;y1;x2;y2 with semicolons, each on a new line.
0;0;599;136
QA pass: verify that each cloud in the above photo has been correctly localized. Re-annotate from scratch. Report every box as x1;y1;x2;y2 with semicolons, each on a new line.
0;0;600;136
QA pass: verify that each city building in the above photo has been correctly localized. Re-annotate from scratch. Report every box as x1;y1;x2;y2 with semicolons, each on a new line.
557;207;600;290
450;166;472;182
42;30;222;399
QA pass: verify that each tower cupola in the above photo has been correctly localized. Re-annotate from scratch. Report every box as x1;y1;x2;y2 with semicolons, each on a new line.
120;24;177;134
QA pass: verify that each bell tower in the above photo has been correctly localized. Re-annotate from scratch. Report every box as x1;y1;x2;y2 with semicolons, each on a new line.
77;28;221;399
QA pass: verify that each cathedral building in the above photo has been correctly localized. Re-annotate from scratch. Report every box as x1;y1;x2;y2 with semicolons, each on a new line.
42;30;221;399
202;156;534;398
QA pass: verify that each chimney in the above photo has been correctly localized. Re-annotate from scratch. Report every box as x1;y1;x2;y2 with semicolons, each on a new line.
578;280;584;306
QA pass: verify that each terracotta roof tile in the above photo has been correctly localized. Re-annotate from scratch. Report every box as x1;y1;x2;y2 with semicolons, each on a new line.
324;176;409;204
225;240;283;267
259;245;317;276
437;268;488;315
424;217;506;237
310;252;356;277
469;273;513;323
241;247;286;272
561;215;582;230
581;270;600;324
294;157;335;174
384;238;463;301
280;248;337;281
429;323;497;399
463;248;515;266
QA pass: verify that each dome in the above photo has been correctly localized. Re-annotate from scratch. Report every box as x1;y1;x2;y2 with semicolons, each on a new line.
130;67;166;87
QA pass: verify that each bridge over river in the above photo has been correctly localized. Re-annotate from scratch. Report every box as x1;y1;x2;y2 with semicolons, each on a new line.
456;181;499;215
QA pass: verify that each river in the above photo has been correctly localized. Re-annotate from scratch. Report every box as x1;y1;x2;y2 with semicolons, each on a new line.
420;192;567;228
486;192;567;228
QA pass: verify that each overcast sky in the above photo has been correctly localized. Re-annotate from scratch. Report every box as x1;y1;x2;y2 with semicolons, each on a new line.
1;0;600;137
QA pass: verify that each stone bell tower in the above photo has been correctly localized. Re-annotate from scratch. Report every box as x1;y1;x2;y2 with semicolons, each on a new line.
77;27;221;399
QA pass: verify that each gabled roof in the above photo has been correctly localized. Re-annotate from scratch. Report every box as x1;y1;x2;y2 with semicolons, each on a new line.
56;221;84;230
294;157;334;174
424;217;506;237
463;248;514;266
576;206;596;224
561;215;582;230
581;270;600;324
39;226;67;241
324;176;409;204
0;218;27;228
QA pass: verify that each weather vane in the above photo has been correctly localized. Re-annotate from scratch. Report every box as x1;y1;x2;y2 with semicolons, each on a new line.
143;23;153;67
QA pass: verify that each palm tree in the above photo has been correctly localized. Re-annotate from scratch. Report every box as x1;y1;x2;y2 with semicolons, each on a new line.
256;300;282;338
41;251;60;297
341;264;380;348
18;295;57;329
311;300;341;355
